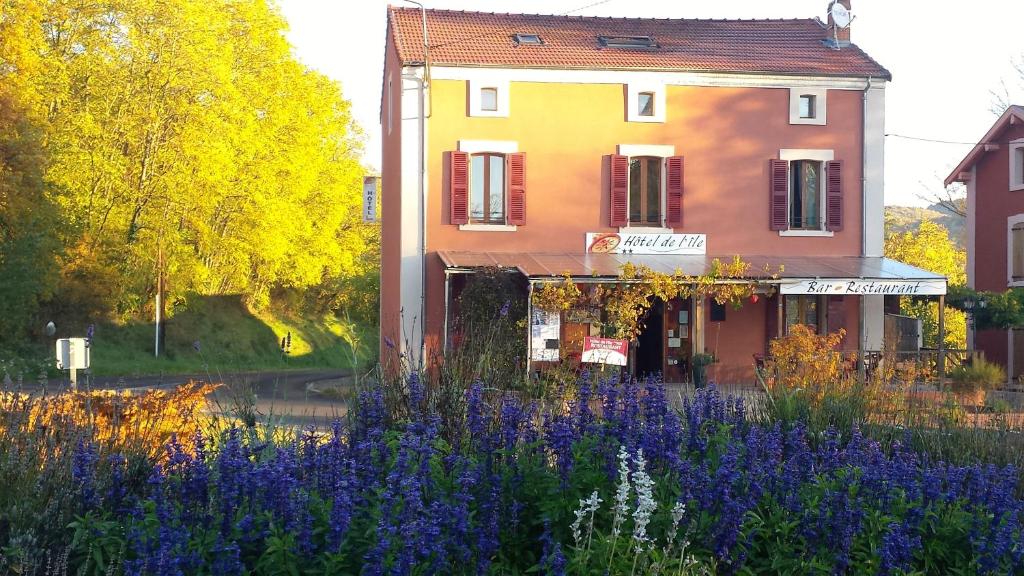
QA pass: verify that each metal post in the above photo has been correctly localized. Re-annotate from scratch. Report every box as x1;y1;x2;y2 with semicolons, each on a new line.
155;243;162;358
443;271;451;353
69;343;77;391
776;294;784;338
938;294;946;385
526;281;534;382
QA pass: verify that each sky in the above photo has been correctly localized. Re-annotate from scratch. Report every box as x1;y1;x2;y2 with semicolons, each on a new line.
278;0;1024;207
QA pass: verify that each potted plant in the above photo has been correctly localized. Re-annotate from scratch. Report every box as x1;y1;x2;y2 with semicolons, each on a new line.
691;352;716;388
948;356;1005;407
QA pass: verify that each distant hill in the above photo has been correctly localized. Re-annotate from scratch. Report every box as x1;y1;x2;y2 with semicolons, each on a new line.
885;203;965;249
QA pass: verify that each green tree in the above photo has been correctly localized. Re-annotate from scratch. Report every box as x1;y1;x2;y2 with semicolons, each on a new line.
884;219;967;348
0;0;61;345
2;0;375;335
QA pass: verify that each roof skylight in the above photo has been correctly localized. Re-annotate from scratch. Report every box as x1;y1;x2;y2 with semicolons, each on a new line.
513;33;544;45
598;35;657;49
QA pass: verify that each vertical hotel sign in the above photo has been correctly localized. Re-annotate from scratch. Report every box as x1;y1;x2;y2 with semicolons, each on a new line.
363;176;378;223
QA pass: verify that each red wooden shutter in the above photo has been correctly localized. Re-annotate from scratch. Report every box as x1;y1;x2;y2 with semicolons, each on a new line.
507;152;526;225
609;154;628;227
666;156;684;227
769;159;789;231
825;160;843;231
449;151;469;225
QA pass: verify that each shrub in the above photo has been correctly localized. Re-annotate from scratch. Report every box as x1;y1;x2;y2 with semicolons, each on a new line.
949;356;1006;396
0;383;215;573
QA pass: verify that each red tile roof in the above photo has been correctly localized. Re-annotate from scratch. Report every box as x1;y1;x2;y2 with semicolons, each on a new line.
388;7;891;80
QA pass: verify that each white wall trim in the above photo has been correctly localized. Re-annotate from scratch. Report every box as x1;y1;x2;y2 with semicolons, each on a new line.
789;87;827;125
778;230;835;237
468;78;510;117
458;140;519;154
619;226;674;234
626;82;666;123
1010;139;1024;192
618;144;675;157
458;223;518;232
431;66;884;91
1007;213;1024;288
863;84;886;257
399;67;427;360
617;145;675;228
779;148;835;162
779;149;835;235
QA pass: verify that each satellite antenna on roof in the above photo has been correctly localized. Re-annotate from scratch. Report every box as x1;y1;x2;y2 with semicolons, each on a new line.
825;1;854;50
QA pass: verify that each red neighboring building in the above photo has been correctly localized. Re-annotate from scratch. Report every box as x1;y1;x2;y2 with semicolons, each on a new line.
946;105;1024;380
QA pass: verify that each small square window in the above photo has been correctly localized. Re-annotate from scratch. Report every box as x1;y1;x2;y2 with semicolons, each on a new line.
638;92;655;117
799;95;816;119
480;87;498;112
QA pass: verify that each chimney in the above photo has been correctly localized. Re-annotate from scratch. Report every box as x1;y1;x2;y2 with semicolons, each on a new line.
826;0;852;46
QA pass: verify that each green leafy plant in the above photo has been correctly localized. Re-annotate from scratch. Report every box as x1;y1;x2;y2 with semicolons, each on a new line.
948;357;1006;405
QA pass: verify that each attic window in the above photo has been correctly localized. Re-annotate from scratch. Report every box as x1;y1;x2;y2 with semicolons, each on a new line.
599;35;657;49
513;33;543;45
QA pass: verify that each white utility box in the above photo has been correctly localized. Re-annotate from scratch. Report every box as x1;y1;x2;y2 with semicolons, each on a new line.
56;338;90;370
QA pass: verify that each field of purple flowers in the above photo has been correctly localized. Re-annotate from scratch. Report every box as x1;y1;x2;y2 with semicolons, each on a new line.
45;375;1024;574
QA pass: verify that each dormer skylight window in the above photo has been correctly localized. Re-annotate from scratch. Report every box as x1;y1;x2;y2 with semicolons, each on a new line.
513;33;543;45
598;35;657;49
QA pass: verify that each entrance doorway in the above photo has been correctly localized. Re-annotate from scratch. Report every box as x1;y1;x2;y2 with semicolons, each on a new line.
634;299;664;378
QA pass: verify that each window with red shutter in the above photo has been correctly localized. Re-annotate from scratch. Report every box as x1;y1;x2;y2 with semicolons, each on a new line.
608;154;629;227
507;152;526;225
769;159;789;231
449;151;469;225
825;160;843;231
666;156;684;226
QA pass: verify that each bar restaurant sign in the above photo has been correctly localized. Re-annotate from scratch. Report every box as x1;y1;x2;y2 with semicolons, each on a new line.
781;279;947;296
585;232;706;255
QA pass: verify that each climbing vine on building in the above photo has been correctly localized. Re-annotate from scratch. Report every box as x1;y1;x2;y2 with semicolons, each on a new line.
532;257;780;340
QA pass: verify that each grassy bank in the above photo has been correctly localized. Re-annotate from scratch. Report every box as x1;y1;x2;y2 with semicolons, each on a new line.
82;295;375;377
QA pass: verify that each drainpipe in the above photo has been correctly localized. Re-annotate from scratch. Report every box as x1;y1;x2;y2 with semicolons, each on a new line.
859;77;873;379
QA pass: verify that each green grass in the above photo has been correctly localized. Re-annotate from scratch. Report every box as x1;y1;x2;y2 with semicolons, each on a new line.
87;295;377;377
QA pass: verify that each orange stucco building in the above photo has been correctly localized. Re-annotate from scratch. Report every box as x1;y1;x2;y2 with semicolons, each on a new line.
946;105;1024;380
380;2;946;383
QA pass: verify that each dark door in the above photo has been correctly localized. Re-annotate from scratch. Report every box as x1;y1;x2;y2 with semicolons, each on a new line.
635;299;664;378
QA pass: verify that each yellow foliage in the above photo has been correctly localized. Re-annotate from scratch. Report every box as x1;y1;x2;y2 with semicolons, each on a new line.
0;382;216;461
765;325;849;405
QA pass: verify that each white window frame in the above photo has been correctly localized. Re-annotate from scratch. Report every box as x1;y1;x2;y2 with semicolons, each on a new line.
616;144;674;231
626;83;666;123
789;87;827;126
778;148;834;237
1010;139;1024;192
1007;213;1024;287
457;140;518;231
468;78;510;117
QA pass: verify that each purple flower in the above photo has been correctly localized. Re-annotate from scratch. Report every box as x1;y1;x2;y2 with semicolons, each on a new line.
879;521;921;575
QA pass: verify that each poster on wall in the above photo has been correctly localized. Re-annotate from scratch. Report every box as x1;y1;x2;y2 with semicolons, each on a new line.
581;337;628;366
530;309;560;361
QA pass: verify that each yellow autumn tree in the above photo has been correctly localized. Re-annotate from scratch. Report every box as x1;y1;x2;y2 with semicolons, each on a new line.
884;219;967;349
3;0;374;332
